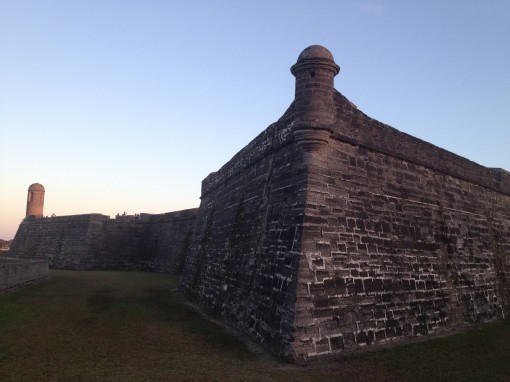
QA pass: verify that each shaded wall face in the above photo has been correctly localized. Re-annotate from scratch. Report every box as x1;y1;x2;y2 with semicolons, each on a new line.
8;215;96;268
85;218;153;270
293;139;510;359
8;215;143;270
0;261;49;294
146;211;198;273
180;127;308;358
8;211;198;272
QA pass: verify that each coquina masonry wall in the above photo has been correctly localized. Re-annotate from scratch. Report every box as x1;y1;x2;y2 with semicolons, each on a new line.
8;209;197;272
0;260;49;294
180;111;308;358
146;209;199;272
180;45;510;362
294;91;510;359
9;215;97;268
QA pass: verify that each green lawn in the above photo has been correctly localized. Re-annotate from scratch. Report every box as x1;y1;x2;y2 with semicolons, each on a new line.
0;270;509;382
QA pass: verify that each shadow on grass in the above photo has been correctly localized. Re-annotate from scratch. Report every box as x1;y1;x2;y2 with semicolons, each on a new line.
131;286;255;361
87;289;115;313
363;321;510;382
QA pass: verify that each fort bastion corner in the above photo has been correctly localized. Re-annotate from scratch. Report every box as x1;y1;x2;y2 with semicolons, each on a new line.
7;45;510;363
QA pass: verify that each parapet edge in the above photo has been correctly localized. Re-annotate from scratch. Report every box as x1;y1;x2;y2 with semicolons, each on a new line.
331;90;510;196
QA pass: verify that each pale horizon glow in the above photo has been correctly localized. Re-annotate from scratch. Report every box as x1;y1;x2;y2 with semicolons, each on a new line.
1;1;509;239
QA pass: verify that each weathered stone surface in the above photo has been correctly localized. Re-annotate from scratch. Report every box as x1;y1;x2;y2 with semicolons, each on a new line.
146;209;198;272
180;113;309;358
8;209;198;272
0;260;49;294
179;45;510;362
296;139;510;359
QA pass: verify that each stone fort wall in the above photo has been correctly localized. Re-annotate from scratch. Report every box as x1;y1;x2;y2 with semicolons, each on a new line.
179;46;510;362
0;260;49;294
295;91;510;359
180;110;307;355
7;45;510;363
8;209;197;273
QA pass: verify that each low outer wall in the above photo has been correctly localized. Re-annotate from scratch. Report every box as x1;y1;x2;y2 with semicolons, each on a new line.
83;214;153;270
8;209;198;272
146;209;198;273
0;260;49;294
8;214;100;269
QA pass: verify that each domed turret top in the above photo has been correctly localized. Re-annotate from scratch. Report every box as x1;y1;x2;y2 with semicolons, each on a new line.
296;45;335;62
291;44;340;76
28;183;45;192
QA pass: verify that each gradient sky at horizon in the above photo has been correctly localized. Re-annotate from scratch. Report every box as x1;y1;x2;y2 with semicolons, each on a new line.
1;1;509;239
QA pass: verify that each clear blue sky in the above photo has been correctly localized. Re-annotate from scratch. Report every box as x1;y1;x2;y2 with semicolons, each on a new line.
1;1;509;239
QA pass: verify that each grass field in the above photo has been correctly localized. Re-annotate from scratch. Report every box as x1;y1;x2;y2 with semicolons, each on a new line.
0;270;509;382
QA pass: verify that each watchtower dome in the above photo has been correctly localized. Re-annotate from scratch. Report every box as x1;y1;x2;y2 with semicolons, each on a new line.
26;183;45;218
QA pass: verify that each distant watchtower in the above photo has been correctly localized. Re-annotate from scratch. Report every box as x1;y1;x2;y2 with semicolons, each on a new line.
26;183;45;218
291;45;340;151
